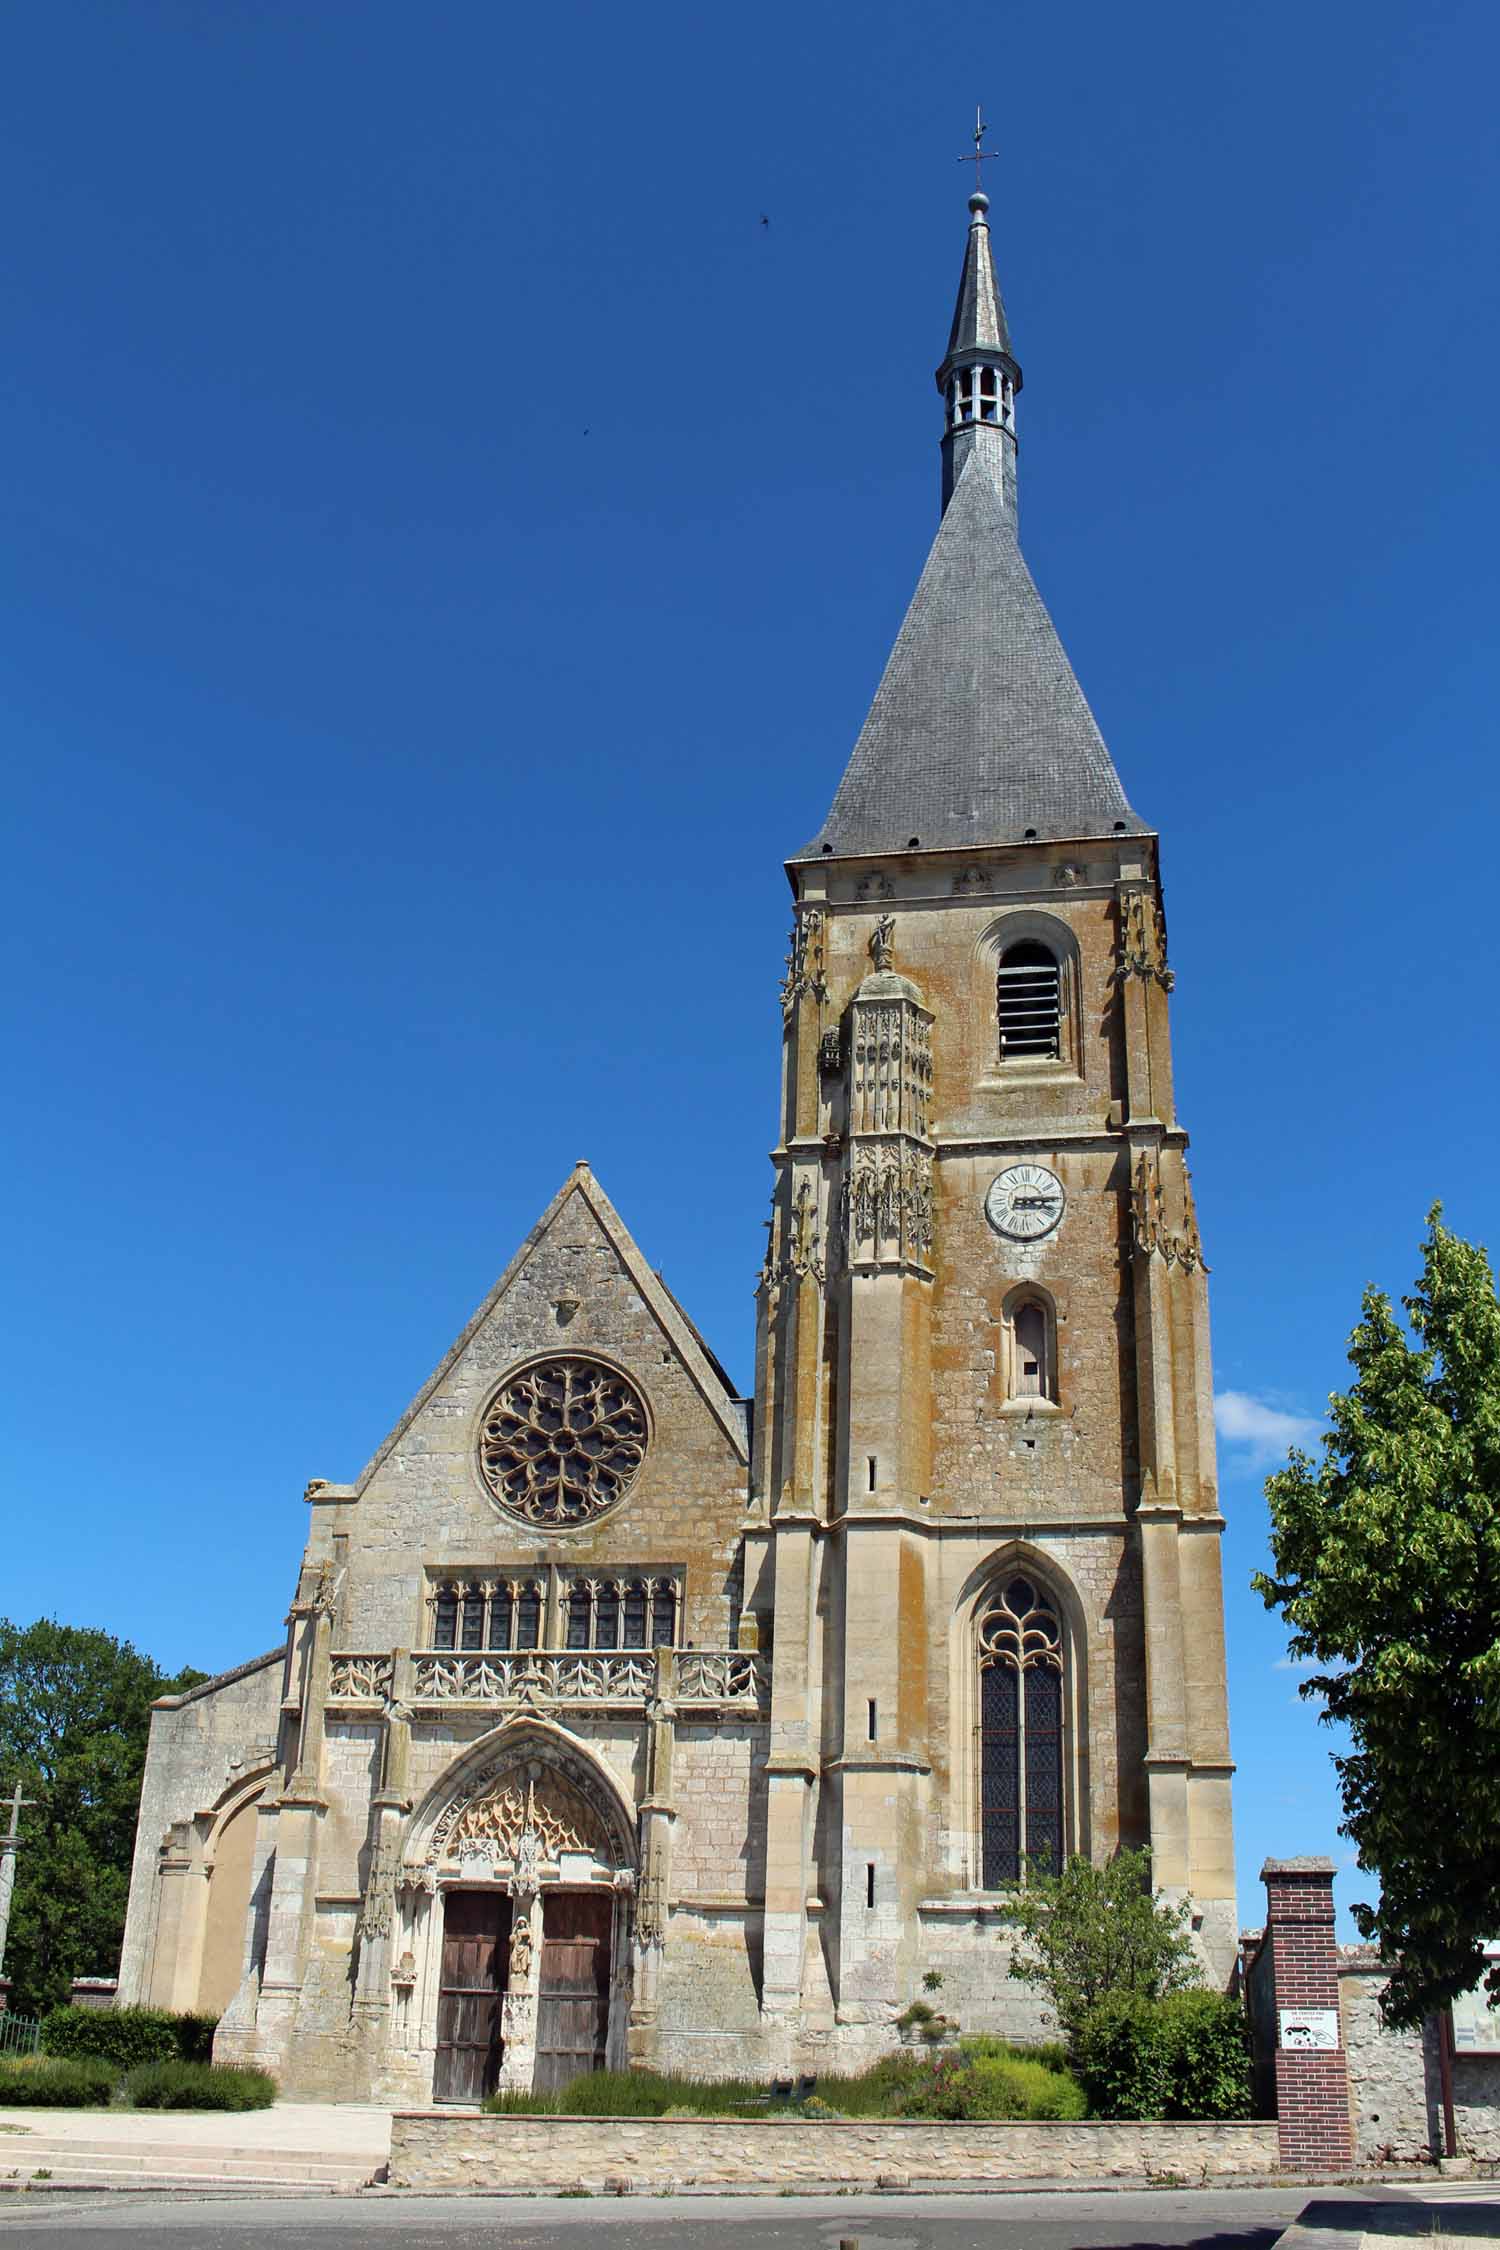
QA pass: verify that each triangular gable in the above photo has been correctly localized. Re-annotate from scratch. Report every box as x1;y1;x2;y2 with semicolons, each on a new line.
352;1162;748;1491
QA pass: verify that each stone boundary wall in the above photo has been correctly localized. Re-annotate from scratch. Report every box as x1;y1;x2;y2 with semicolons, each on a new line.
389;2112;1281;2192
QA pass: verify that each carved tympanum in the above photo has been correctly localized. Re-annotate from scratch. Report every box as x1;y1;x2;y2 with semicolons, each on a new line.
478;1358;647;1526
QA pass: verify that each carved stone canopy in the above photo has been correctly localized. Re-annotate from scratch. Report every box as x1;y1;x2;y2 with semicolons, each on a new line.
408;1743;632;1895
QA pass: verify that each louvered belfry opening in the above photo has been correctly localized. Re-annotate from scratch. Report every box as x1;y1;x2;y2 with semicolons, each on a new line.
996;941;1061;1060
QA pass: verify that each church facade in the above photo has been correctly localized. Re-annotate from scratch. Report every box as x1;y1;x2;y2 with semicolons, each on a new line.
117;188;1236;2103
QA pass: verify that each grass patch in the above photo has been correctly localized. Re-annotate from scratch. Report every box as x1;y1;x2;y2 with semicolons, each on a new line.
481;2045;1086;2123
123;2060;276;2111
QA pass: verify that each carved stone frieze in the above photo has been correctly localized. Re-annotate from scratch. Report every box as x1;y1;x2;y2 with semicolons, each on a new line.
431;1768;601;1875
1130;1152;1209;1272
953;867;991;895
779;909;827;1020
357;1842;398;1941
1115;887;1175;992
787;1177;824;1284
841;1142;934;1272
853;871;894;902
849;998;932;1138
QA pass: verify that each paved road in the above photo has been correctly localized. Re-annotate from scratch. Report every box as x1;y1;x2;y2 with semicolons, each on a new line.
0;2183;1492;2250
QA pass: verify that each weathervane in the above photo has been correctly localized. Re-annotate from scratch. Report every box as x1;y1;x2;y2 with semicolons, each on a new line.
959;105;1000;194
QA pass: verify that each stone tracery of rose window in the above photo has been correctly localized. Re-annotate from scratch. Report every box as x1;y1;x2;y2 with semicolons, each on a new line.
478;1358;648;1526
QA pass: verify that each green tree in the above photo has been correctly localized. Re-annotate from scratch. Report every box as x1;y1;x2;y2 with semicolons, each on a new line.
1002;1846;1199;2043
0;1619;205;2017
1254;1210;1500;2028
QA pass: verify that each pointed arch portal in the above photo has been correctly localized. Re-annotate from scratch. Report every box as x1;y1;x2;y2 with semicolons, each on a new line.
399;1717;637;2102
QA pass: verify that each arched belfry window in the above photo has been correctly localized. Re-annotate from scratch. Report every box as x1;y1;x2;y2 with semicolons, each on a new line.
978;1575;1066;1885
997;942;1062;1060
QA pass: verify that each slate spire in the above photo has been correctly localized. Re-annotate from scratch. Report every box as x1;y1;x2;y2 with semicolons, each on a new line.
795;191;1146;860
937;189;1022;516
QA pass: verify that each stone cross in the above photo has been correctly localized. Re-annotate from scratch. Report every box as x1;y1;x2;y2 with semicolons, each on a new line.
0;1782;37;1984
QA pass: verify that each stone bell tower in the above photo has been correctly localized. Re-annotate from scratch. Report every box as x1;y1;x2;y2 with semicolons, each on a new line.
743;184;1236;2060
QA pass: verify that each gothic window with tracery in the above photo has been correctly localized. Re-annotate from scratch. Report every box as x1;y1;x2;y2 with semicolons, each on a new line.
978;1575;1066;1885
478;1358;648;1526
425;1569;681;1652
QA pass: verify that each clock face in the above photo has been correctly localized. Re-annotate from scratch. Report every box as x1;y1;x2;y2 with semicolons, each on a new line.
986;1163;1065;1243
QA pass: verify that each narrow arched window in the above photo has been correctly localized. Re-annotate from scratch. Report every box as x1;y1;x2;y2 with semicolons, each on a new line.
487;1582;514;1650
997;941;1061;1060
566;1582;592;1650
514;1578;543;1650
595;1580;622;1649
432;1583;458;1651
978;1576;1066;1885
1004;1295;1056;1404
460;1582;486;1651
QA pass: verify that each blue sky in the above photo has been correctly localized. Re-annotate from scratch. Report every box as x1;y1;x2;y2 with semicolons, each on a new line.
5;1;1497;1943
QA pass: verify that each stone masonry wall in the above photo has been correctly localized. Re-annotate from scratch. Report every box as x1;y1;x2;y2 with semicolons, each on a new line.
116;1651;286;2006
389;2110;1280;2192
1339;1952;1439;2164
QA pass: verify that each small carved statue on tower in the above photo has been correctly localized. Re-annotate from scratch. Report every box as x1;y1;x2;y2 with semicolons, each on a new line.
869;914;896;971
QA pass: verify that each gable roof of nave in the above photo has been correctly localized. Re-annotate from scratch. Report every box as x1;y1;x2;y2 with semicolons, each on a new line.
350;1160;749;1493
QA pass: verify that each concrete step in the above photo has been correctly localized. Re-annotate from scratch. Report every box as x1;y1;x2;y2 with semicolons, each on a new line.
2;2171;361;2195
0;2143;376;2186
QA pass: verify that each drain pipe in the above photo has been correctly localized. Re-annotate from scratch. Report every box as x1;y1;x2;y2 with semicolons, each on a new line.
1437;2009;1457;2160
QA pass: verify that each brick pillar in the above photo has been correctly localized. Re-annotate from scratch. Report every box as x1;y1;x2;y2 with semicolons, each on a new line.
1261;1856;1354;2171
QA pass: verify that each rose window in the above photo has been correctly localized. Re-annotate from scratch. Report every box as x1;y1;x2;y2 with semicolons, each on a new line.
478;1359;648;1526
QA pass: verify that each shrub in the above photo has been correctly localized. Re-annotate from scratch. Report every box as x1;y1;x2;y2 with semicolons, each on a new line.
123;2060;275;2111
1155;1989;1251;2121
1003;1847;1199;2042
42;2007;218;2070
1072;1993;1172;2120
0;2055;117;2106
1073;1990;1250;2121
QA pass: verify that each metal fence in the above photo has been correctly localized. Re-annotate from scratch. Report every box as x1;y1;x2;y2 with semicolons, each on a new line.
0;2012;42;2057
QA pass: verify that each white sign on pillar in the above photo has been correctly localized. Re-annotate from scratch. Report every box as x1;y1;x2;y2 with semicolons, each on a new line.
1278;2008;1339;2051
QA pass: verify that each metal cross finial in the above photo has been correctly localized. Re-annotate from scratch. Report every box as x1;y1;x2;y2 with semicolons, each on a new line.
959;105;1000;193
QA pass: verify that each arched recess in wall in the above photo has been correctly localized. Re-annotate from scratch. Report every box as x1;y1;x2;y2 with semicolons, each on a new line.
973;910;1083;1076
197;1775;271;2016
951;1545;1091;1888
999;1281;1062;1408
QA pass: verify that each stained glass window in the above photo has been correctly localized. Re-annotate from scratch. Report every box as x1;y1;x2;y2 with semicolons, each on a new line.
978;1575;1066;1887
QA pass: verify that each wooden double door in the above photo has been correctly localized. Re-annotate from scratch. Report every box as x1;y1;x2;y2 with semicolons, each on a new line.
433;1888;611;2103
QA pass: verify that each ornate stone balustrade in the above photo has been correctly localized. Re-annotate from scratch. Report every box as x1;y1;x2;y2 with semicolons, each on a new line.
414;1652;658;1705
328;1653;395;1703
326;1648;770;1714
675;1650;768;1708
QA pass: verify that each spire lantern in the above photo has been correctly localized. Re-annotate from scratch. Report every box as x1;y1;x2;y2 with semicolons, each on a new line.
936;182;1022;516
